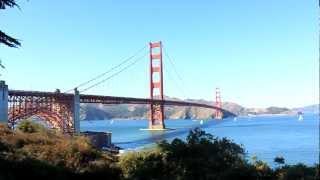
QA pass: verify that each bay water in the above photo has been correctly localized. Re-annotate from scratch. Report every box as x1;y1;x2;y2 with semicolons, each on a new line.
81;114;319;166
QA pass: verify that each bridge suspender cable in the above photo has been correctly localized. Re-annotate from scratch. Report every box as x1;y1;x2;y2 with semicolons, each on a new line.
80;53;148;93
65;45;147;93
163;60;188;99
163;47;191;98
164;49;185;84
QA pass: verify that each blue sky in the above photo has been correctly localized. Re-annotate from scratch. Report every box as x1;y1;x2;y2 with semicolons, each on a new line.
0;0;318;108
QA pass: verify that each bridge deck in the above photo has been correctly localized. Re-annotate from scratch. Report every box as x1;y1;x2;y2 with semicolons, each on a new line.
8;90;234;116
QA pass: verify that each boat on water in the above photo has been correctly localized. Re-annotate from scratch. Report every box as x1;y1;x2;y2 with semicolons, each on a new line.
247;113;257;117
200;120;204;125
297;111;304;121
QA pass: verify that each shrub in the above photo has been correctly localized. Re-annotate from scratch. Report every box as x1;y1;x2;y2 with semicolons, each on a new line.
276;163;318;180
0;122;121;178
17;119;46;133
251;156;274;179
119;150;166;180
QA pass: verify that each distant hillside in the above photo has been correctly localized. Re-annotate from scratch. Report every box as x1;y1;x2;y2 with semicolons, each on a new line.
80;96;297;120
245;106;291;115
292;104;319;114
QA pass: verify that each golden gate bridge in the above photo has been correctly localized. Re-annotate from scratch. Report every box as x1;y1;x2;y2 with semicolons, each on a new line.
0;41;235;133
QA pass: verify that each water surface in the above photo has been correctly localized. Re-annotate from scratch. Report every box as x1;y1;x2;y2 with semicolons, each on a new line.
81;114;319;166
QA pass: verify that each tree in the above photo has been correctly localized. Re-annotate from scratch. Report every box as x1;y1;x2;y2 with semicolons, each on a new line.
274;156;285;167
0;0;21;48
158;128;250;180
119;128;259;180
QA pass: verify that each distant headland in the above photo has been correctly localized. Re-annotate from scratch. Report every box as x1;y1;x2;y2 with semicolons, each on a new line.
80;96;318;120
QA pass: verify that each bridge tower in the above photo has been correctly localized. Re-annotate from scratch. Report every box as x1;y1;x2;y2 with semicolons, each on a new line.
0;81;8;124
149;41;165;129
215;88;223;119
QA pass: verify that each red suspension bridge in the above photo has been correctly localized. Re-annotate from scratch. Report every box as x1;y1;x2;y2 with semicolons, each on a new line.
0;42;235;133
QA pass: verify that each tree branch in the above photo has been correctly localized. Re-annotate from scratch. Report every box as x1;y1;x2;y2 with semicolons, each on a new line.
0;0;19;9
0;31;21;47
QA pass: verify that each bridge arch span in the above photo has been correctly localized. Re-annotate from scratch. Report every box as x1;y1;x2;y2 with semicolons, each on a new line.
8;91;76;133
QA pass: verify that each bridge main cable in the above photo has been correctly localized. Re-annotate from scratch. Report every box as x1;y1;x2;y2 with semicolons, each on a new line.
65;45;147;93
80;52;148;93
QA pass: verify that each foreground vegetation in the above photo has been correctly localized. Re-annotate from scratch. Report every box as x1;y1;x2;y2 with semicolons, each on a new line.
0;121;318;180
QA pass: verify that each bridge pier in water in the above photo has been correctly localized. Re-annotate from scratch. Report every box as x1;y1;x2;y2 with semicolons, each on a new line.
0;81;8;123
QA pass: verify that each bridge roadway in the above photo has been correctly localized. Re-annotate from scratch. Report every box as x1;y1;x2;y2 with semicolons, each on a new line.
8;90;235;116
